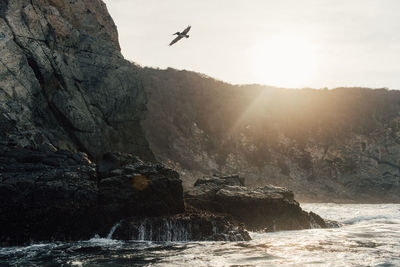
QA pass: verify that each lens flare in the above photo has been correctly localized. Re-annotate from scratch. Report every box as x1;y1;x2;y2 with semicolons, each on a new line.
250;33;317;88
132;175;149;191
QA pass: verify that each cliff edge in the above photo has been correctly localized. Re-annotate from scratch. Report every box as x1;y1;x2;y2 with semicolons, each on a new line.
0;0;153;160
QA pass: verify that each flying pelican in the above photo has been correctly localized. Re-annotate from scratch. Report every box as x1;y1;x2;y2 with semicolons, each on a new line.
169;25;191;46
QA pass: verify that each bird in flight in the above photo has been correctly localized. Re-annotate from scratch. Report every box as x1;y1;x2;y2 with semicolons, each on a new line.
169;25;191;46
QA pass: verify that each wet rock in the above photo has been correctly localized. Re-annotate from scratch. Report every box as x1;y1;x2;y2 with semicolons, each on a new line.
98;152;185;228
0;144;98;245
0;147;187;246
185;175;336;231
111;211;251;242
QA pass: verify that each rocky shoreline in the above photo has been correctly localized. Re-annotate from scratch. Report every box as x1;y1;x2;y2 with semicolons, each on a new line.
0;143;338;246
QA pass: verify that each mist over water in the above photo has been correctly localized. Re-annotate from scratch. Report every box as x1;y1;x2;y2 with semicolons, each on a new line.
1;204;399;266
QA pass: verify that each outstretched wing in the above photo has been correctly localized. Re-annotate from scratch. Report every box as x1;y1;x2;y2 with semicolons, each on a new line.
181;25;191;35
169;35;183;46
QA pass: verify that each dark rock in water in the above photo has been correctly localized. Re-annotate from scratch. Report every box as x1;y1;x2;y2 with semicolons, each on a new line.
0;146;186;246
185;175;337;231
0;144;98;245
111;211;251;242
98;152;185;228
2;147;267;245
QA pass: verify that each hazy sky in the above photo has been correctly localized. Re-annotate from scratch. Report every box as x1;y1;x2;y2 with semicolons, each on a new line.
103;0;400;89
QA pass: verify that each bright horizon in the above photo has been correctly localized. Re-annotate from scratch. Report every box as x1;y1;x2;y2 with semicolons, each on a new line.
104;0;400;89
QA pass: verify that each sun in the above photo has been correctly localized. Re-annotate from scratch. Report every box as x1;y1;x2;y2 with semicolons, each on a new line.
250;33;317;88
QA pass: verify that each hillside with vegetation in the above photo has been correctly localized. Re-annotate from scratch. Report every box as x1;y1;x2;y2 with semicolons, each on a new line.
141;67;400;203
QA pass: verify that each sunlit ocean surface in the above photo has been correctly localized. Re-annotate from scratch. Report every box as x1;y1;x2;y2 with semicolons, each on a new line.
1;204;399;266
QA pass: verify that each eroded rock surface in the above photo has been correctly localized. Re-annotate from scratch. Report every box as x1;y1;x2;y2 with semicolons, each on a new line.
98;152;185;229
185;175;338;231
0;143;98;245
112;211;251;242
0;146;186;246
0;0;153;160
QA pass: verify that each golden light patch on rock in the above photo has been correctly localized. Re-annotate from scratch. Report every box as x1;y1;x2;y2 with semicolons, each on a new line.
48;0;64;10
132;175;149;191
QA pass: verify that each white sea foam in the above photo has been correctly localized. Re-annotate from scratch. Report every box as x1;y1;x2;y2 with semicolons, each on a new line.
106;221;121;239
1;204;400;266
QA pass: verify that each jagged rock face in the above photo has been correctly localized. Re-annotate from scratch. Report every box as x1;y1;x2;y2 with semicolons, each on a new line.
0;143;98;245
0;0;153;161
0;146;185;246
98;152;185;228
0;1;338;246
111;213;251;242
141;68;400;203
185;175;337;231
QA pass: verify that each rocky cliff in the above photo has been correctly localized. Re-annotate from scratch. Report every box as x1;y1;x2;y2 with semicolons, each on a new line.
141;68;400;203
0;0;164;245
3;1;398;206
0;0;153;161
0;0;348;247
0;0;264;246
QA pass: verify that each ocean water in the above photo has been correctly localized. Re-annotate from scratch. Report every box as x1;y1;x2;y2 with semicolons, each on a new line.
1;203;399;266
